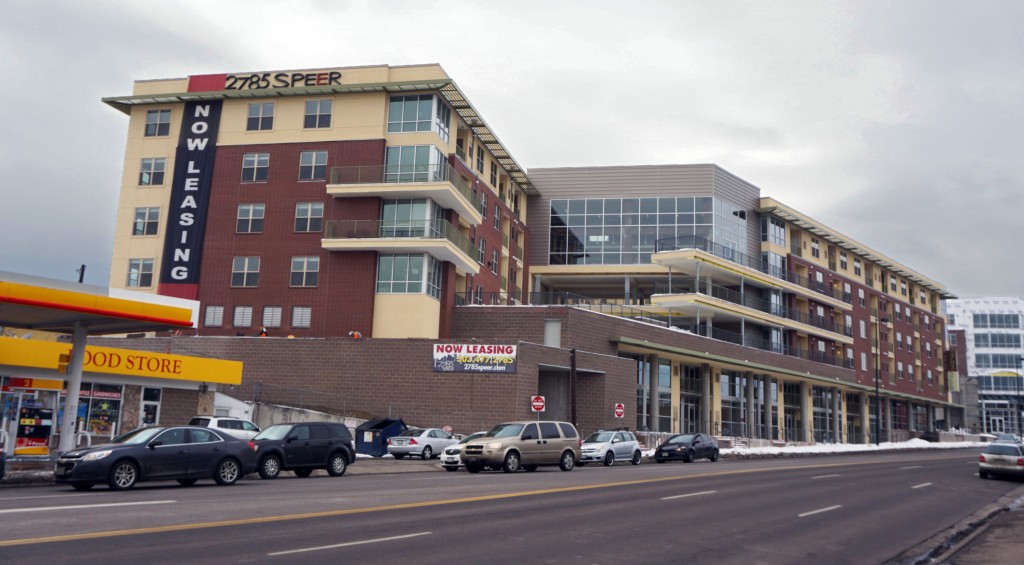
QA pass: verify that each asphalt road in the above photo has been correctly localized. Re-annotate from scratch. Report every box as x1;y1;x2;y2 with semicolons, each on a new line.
0;450;1018;564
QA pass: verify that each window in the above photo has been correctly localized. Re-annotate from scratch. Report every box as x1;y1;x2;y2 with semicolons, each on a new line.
231;256;260;287
236;204;265;233
126;259;153;288
476;146;484;173
299;150;327;181
906;335;912;351
491;249;499;274
897;361;904;379
761;216;785;246
890;275;897;292
975;333;1022;348
900;281;908;296
295;202;324;232
859;320;866;338
839;252;847;270
262;306;282;328
377;253;441;299
854;258;862;276
291;306;311;328
490;163;498;187
861;352;867;371
233;306;253;327
480;191;487;219
858;288;865;307
145;109;171;137
133;207;160;236
139;158;165;185
811;238;820;258
387;94;433;133
204;305;224;327
949;334;957;346
974;314;1021;329
894;304;902;321
246;102;274;131
241;153;269;182
478;238;486;264
304;99;332;128
896;332;903;349
384;145;445;182
290;256;319;287
494;205;501;230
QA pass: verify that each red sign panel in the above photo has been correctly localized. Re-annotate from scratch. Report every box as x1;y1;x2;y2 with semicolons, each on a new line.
530;396;545;413
614;403;625;418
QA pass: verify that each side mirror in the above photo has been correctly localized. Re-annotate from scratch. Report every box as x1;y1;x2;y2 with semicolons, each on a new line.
286;434;298;443
148;441;163;449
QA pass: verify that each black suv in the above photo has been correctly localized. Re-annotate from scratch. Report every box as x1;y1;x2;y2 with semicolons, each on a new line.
252;422;355;479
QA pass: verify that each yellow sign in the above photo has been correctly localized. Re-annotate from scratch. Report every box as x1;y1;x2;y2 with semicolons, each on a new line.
0;337;242;385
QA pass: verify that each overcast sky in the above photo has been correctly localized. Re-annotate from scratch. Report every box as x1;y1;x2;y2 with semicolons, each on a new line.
2;1;1021;299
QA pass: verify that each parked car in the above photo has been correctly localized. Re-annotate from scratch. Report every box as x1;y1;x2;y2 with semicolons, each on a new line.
53;426;258;491
440;431;488;471
979;442;1024;480
387;428;458;460
188;416;261;440
993;433;1022;443
460;421;581;473
654;433;720;463
252;422;355;479
579;430;642;466
0;445;5;481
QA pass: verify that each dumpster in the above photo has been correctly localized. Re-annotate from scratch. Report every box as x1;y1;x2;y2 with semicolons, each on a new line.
356;418;407;457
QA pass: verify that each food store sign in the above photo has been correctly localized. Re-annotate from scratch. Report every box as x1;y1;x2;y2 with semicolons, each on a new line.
433;343;517;373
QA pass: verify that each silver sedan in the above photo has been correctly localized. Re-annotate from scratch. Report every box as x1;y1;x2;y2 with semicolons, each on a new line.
387;428;458;460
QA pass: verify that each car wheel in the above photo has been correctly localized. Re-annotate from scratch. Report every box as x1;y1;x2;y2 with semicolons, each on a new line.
108;460;138;490
465;464;482;473
422;446;433;460
259;455;281;480
177;478;198;486
393;454;405;460
682;450;694;463
631;451;642;465
215;458;241;485
710;450;720;462
603;452;615;467
979;470;988;479
72;483;94;491
502;451;521;473
559;451;576;471
294;468;313;478
327;453;348;477
523;465;538;472
444;466;459;472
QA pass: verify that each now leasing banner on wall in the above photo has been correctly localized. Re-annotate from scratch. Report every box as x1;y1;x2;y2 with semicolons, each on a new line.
433;343;517;373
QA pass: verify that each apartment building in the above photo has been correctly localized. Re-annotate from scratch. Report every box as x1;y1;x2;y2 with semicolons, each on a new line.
105;64;530;340
945;297;1024;436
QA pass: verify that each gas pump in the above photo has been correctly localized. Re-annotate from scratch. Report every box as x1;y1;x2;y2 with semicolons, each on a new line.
6;378;64;456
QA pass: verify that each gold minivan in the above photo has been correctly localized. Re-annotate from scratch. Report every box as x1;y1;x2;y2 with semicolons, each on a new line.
460;421;581;473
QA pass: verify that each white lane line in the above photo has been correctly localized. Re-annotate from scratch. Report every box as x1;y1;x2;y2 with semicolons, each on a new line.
0;500;175;515
911;482;933;489
901;465;922;470
798;505;842;518
0;493;101;502
268;532;433;556
811;474;841;479
661;490;717;500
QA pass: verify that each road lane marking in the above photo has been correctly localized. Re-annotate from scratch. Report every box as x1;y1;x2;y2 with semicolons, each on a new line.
901;465;922;470
811;474;841;479
268;531;432;555
661;490;717;500
0;500;175;515
0;458;953;548
0;493;101;502
911;483;932;489
798;505;842;518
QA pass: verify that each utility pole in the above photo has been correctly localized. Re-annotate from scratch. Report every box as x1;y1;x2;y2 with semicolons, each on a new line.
76;264;86;283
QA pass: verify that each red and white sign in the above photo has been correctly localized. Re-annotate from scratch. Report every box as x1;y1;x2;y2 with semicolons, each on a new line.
530;396;545;413
614;403;625;418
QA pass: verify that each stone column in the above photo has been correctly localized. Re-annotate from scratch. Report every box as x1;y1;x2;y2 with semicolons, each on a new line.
860;392;870;445
763;376;774;441
832;387;842;443
701;364;712;434
745;372;755;440
800;381;811;442
885;397;893;443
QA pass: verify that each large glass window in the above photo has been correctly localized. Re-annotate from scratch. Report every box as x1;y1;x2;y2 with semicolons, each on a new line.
974;313;1020;329
381;198;443;237
376;253;441;299
385;146;445;183
975;333;1022;348
388;94;433;133
976;354;1023;369
761;215;785;246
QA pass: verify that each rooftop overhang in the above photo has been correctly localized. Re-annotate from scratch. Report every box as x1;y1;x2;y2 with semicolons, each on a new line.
0;272;197;335
757;198;957;300
102;77;538;197
321;238;481;275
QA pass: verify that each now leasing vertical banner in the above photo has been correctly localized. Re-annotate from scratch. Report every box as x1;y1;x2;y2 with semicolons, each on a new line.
158;101;223;299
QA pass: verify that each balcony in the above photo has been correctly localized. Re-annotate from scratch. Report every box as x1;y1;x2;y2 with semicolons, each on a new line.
327;164;483;225
322;219;480;274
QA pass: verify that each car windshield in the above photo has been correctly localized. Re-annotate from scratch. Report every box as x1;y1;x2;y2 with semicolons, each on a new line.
253;424;293;441
111;427;165;445
396;429;424;437
459;432;486;445
668;434;695;444
486;423;525;438
585;432;615;443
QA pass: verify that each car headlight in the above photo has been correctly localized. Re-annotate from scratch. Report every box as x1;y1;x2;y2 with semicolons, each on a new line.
83;450;113;462
486;442;503;450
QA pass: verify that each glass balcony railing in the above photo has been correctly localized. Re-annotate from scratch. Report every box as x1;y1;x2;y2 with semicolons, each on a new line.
328;163;481;212
323;218;475;259
655;235;849;303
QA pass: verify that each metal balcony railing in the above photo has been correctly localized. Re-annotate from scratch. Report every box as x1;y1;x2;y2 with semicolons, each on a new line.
323;218;474;259
328;163;481;212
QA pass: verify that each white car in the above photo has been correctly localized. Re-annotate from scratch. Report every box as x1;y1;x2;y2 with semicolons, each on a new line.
187;416;261;441
579;430;643;466
387;428;458;460
440;431;488;471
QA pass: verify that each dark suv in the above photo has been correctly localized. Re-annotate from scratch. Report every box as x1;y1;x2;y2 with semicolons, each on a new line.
252;422;355;479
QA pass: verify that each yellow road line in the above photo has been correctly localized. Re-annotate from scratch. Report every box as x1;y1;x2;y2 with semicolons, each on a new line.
0;458;952;547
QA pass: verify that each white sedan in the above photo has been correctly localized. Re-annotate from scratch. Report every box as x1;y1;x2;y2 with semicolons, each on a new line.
387;428;458;460
440;431;488;471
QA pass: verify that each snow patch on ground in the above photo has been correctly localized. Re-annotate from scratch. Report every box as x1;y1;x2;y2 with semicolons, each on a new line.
642;438;986;458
